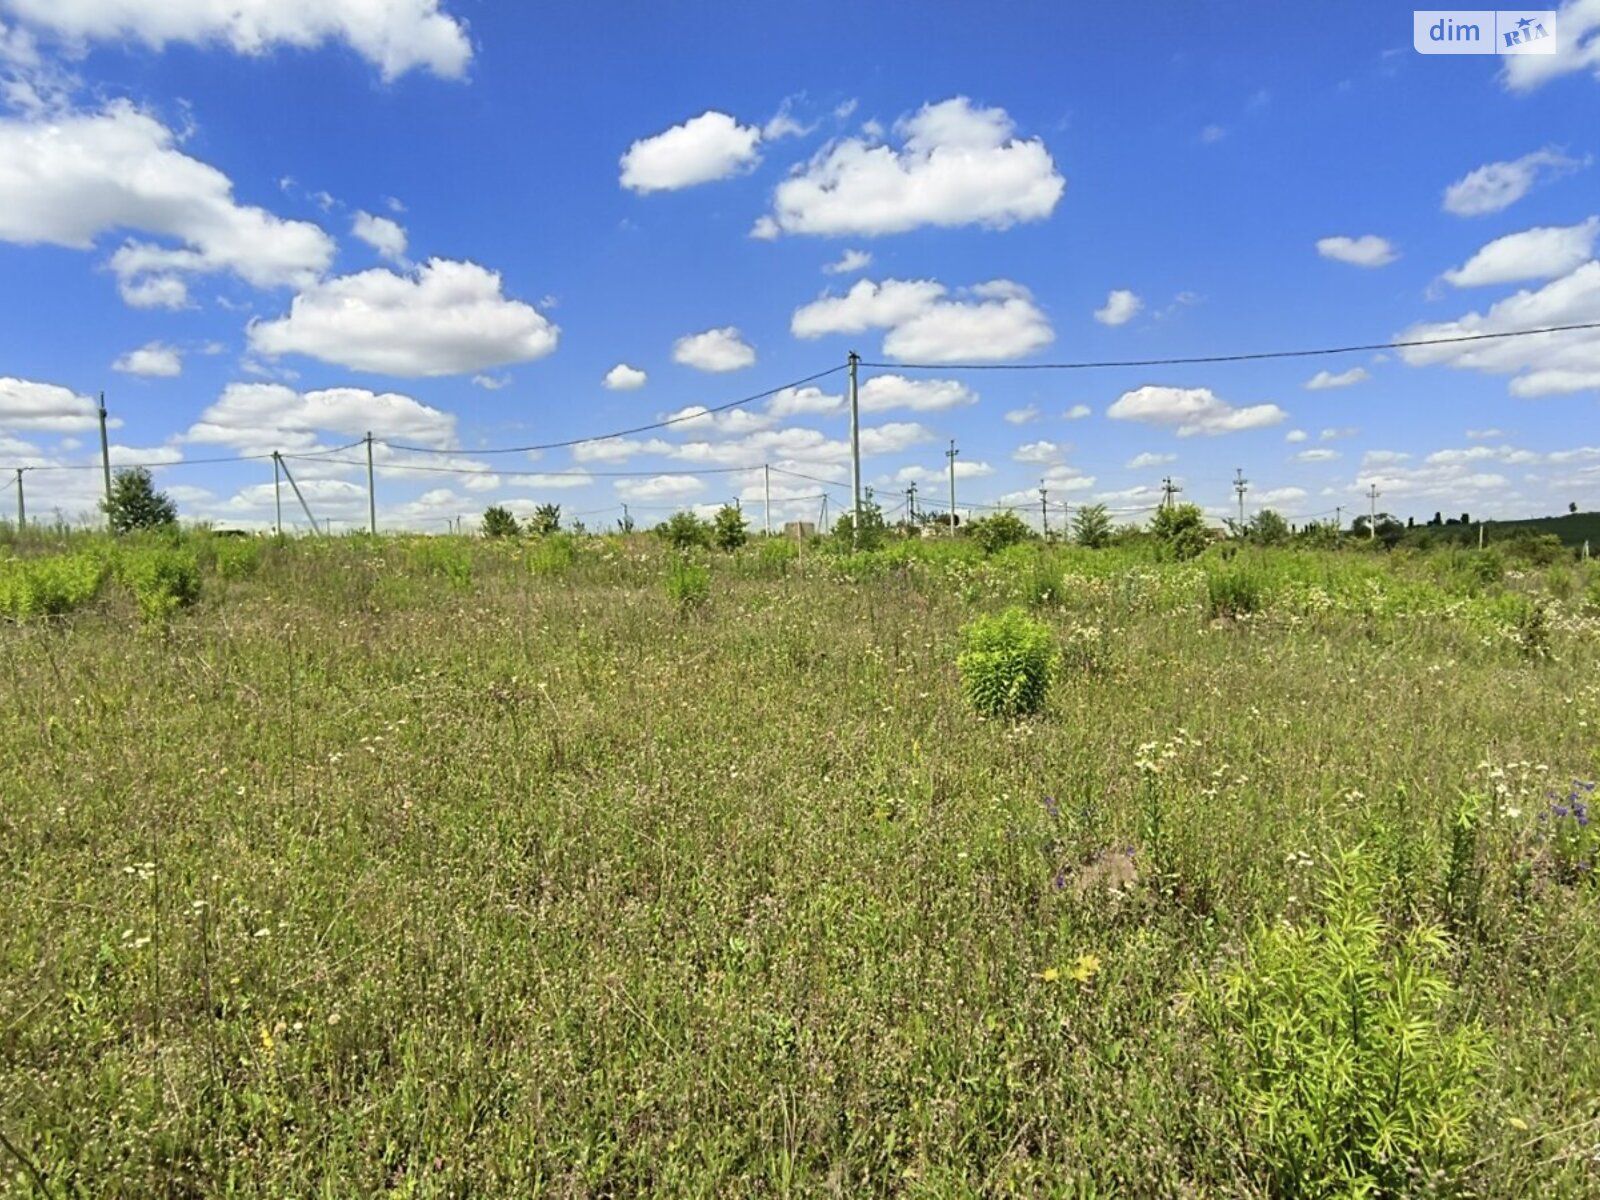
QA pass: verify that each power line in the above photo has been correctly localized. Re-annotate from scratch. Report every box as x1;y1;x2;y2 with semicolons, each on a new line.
382;364;848;455
286;455;753;479
16;439;367;474
859;320;1600;372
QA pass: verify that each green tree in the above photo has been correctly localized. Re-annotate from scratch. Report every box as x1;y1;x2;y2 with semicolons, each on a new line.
711;503;748;551
967;509;1032;554
830;501;888;551
1247;508;1291;546
1071;502;1113;549
528;503;562;536
658;510;710;551
102;467;177;533
1150;502;1209;561
481;505;519;538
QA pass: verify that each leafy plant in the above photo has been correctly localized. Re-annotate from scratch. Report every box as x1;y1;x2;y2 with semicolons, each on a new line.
955;606;1056;718
481;505;520;538
659;510;710;551
1539;781;1597;886
1246;508;1291;547
102;467;177;534
528;533;577;576
967;509;1032;555
1196;848;1488;1197
664;555;710;612
117;546;201;623
0;552;109;618
712;503;749;551
528;503;562;537
829;501;888;551
1150;503;1210;561
1071;502;1113;549
1206;562;1267;619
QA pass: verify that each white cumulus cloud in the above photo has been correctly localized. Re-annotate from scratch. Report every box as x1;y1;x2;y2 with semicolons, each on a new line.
113;341;182;377
184;381;456;454
0;376;115;432
857;375;975;412
1305;366;1370;390
1094;288;1142;326
672;327;755;372
1063;404;1091;420
1107;385;1287;436
1;0;471;79
823;248;872;275
1441;217;1599;287
620;111;762;193
0;102;335;302
791;277;1052;363
1316;235;1397;267
757;96;1064;237
602;363;648;390
1500;5;1600;91
352;210;408;264
248;259;559;376
1126;451;1176;469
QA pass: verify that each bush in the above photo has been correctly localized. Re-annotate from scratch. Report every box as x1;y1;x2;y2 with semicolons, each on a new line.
1072;503;1113;549
829;502;888;551
482;505;520;538
528;534;577;576
956;606;1056;718
1151;503;1210;562
1196;848;1487;1196
0;552;109;619
658;511;710;551
968;509;1032;555
1246;508;1290;547
1023;553;1066;610
212;537;262;580
528;504;562;537
407;540;472;588
117;546;201;623
664;555;710;612
1206;563;1267;619
711;503;749;551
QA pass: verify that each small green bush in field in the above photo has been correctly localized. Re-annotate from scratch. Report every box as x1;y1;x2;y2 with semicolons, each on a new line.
1196;848;1487;1196
212;537;262;580
1206;562;1266;618
665;556;710;612
0;552;109;618
956;606;1055;718
407;539;472;588
117;547;201;623
528;533;577;576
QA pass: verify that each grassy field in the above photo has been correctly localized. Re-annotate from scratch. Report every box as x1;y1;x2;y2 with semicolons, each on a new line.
4;528;1600;1196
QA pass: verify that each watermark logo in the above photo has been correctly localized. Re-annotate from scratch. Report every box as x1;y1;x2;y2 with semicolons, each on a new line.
1414;11;1556;54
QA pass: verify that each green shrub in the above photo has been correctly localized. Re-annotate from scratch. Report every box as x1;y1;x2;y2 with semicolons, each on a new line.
755;536;798;574
1072;502;1113;549
956;606;1055;718
117;547;201;623
1206;563;1267;619
664;556;710;612
407;540;473;588
212;537;262;580
481;505;520;538
712;503;749;551
967;509;1032;555
527;504;562;536
658;511;710;551
0;552;109;619
1151;503;1210;562
1196;848;1487;1196
528;533;577;576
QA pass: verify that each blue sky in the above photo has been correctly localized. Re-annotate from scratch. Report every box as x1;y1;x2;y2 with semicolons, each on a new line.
2;1;1599;531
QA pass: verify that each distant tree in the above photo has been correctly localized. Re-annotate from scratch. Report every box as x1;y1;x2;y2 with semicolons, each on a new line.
1571;501;1579;515
1248;508;1291;546
528;503;562;536
1461;513;1471;526
658;510;710;551
1150;502;1210;561
481;505;519;538
711;503;748;551
1071;502;1113;549
830;500;888;550
102;467;177;533
617;512;636;534
967;509;1032;554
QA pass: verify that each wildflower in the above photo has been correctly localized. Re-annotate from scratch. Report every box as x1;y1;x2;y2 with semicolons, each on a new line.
1039;967;1060;982
1041;795;1060;822
1070;954;1102;984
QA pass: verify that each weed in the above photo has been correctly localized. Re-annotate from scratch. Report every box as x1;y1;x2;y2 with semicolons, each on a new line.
956;606;1055;717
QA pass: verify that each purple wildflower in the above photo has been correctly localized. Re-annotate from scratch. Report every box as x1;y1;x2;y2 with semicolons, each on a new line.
1041;795;1061;822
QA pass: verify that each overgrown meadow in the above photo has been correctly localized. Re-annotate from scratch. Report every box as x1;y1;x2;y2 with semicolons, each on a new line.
3;524;1599;1196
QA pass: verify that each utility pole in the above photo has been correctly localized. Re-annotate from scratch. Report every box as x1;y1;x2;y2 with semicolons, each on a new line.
1335;504;1343;535
1479;522;1485;550
13;468;23;529
906;481;918;524
1234;467;1248;531
1039;481;1049;536
273;453;283;536
1161;476;1182;509
946;439;959;535
622;502;630;532
365;432;377;536
818;494;829;534
98;392;112;530
763;463;771;536
1367;484;1380;541
848;350;862;547
274;451;320;533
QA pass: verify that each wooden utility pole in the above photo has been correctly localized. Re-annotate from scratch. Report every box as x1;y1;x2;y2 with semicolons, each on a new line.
1161;476;1182;509
1367;484;1380;541
13;468;23;529
946;439;959;535
1234;467;1248;530
274;452;320;533
848;351;862;547
1039;481;1049;536
273;453;283;536
763;463;771;536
